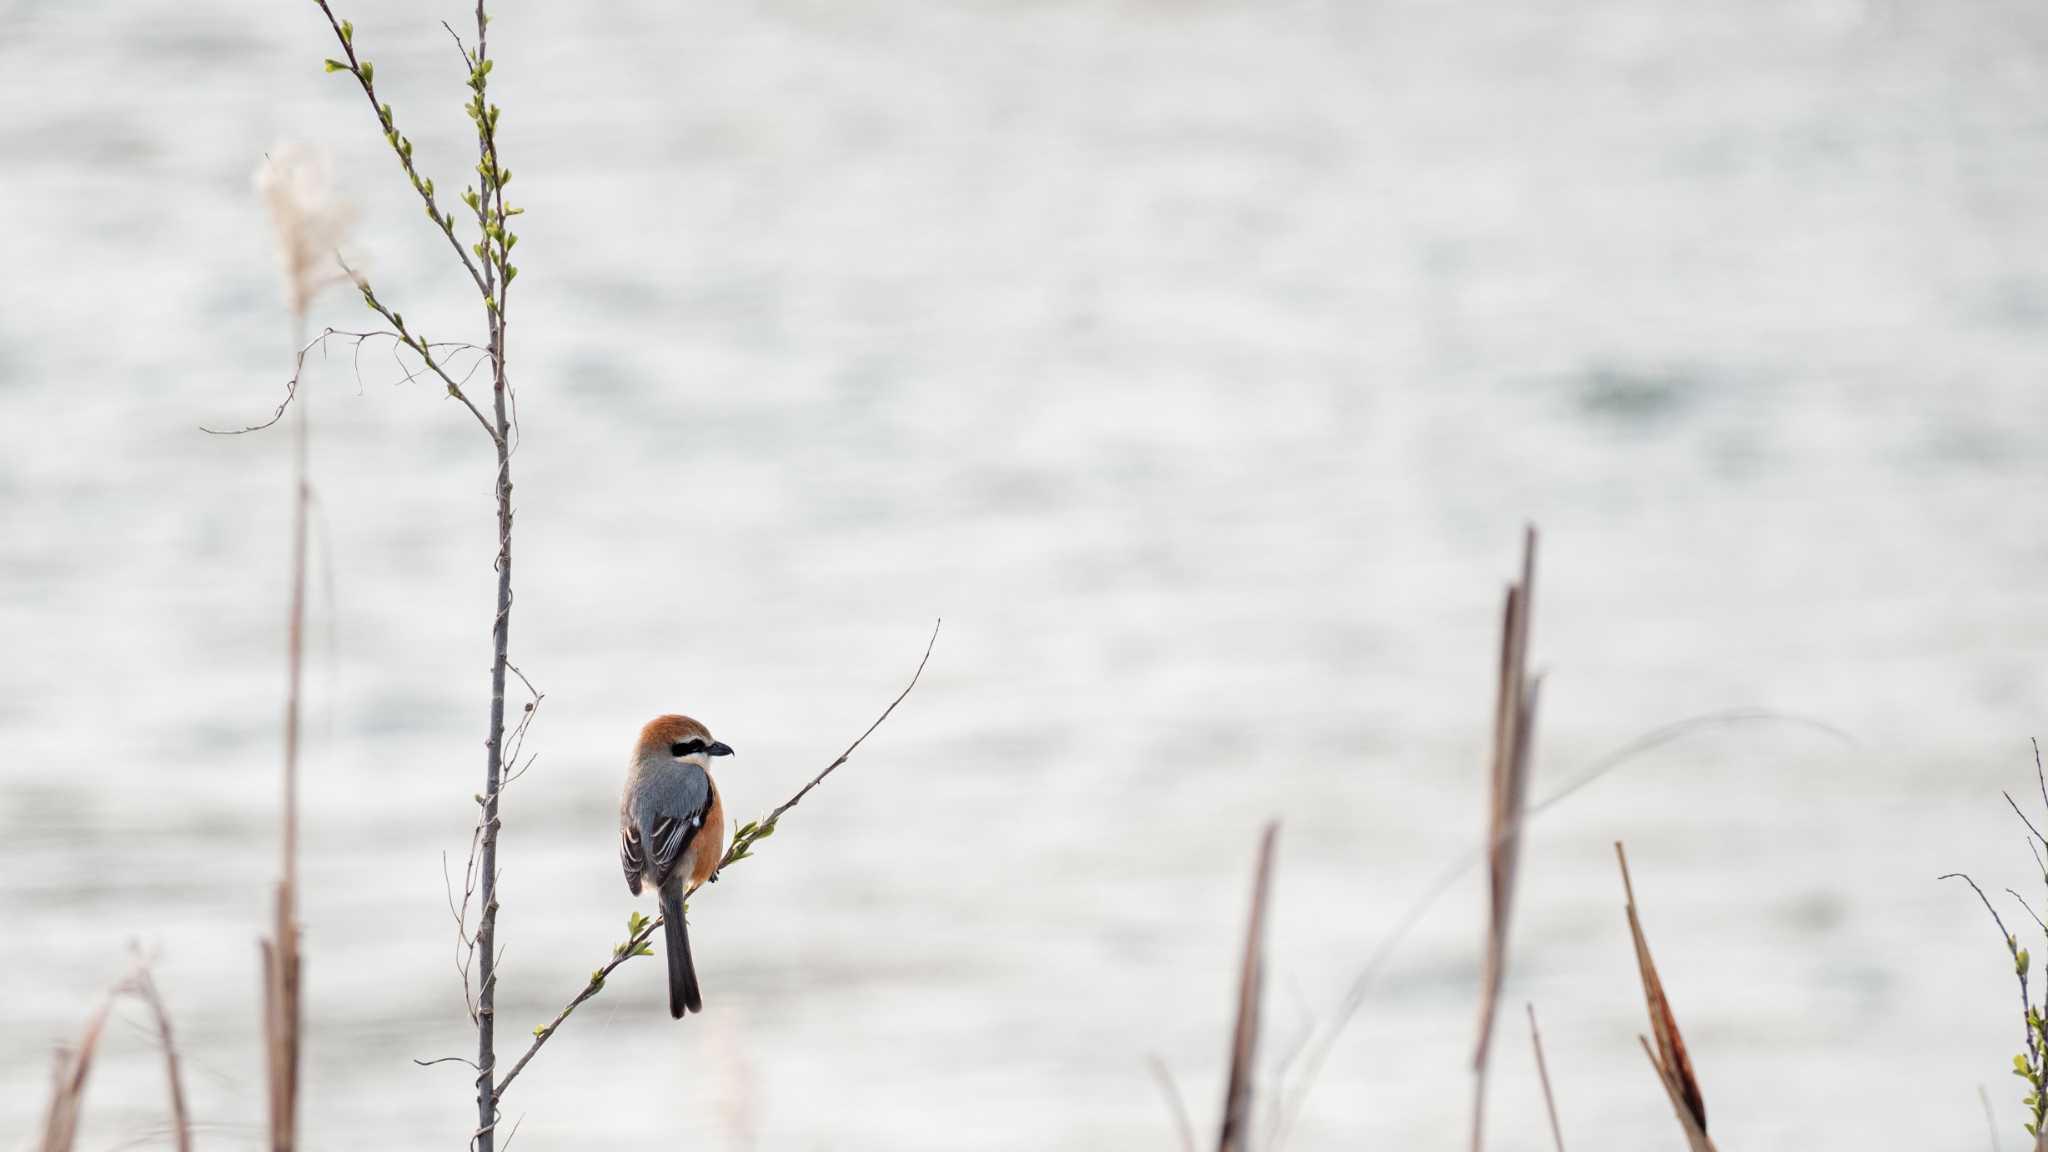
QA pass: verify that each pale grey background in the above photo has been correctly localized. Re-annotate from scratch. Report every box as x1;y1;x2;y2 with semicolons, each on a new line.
3;0;2046;1148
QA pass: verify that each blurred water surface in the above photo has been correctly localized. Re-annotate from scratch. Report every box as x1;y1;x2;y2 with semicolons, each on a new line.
4;0;2048;1148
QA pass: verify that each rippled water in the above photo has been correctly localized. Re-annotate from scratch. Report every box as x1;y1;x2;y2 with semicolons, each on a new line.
5;0;2048;1148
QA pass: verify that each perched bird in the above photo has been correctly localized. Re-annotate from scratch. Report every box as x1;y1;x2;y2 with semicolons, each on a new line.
620;714;733;1018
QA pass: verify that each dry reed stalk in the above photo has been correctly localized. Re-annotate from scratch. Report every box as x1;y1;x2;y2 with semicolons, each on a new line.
1616;842;1715;1152
1470;525;1542;1152
129;961;194;1152
1526;1003;1565;1152
38;989;116;1152
254;146;331;1152
1218;822;1279;1152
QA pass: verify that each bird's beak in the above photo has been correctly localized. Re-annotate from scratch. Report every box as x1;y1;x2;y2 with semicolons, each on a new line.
707;741;735;757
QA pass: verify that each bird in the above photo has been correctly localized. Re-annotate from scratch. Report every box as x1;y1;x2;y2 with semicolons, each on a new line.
620;714;733;1019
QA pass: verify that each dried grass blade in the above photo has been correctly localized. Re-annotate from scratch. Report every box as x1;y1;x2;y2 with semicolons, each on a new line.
1219;822;1279;1152
1617;843;1715;1151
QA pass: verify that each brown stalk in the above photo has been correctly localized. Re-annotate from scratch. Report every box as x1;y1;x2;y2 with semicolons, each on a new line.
1471;525;1542;1152
1218;822;1279;1152
260;278;312;1152
38;988;116;1152
130;961;194;1152
1526;1003;1565;1152
1616;842;1716;1152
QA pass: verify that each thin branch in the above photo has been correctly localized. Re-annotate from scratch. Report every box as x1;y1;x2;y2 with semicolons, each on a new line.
336;258;499;443
2004;792;2047;849
415;1056;482;1070
490;621;941;1103
1146;1056;1199;1152
1526;1003;1565;1152
2007;889;2048;937
309;0;491;297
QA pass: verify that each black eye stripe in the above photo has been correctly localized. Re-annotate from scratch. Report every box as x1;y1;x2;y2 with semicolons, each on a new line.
670;739;705;757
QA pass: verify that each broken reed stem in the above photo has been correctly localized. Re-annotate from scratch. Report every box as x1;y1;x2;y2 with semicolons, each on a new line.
1472;525;1540;1152
1526;1003;1565;1152
1617;843;1716;1152
38;990;116;1152
130;963;194;1152
1218;823;1278;1152
39;959;193;1152
491;621;941;1102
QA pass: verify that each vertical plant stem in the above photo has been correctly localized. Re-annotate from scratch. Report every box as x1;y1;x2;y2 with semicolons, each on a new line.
265;304;309;1152
1218;823;1278;1152
471;5;512;1146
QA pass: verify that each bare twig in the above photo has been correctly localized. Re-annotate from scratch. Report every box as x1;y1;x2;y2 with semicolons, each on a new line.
1526;1003;1565;1152
1219;823;1278;1152
1618;843;1715;1152
490;621;941;1103
1146;1055;1199;1152
1472;526;1540;1152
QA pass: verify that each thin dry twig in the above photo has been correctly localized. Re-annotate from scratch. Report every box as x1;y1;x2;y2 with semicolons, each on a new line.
1147;1055;1199;1152
1526;1003;1565;1152
1219;822;1279;1152
1471;526;1540;1152
1617;843;1715;1152
489;621;941;1103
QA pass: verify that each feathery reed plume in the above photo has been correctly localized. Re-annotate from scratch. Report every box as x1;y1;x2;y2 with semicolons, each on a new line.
1616;842;1715;1152
253;144;348;1152
1219;822;1278;1152
1526;1003;1565;1152
1471;525;1542;1152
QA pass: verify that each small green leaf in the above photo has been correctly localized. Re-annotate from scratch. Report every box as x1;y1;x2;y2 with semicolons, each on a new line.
633;942;654;957
323;59;346;73
2021;948;2032;975
359;60;374;84
533;1025;545;1037
339;19;353;43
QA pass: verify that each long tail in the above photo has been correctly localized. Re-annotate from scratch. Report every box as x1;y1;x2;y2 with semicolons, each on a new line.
659;883;702;1019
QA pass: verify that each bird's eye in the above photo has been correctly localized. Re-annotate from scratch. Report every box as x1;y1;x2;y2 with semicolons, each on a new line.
670;740;704;757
